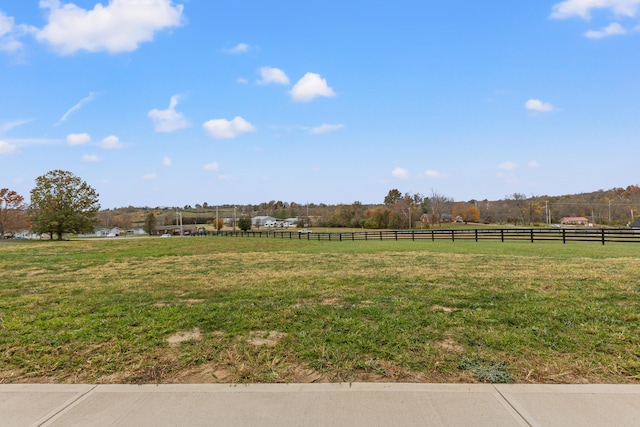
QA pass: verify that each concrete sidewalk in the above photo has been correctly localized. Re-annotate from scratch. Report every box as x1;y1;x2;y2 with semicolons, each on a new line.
1;383;639;426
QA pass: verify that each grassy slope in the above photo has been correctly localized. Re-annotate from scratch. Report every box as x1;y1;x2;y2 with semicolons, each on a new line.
1;237;638;384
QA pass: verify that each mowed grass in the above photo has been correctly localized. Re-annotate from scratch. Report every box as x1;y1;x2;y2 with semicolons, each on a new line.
0;237;638;384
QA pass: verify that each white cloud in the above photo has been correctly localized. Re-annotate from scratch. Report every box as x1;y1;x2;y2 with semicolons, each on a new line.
142;173;158;180
162;156;172;166
585;22;627;38
289;72;336;103
148;95;189;132
36;0;184;55
236;77;249;85
528;160;540;168
310;124;344;135
203;162;219;171
66;133;91;146
551;0;640;19
392;167;410;179
0;11;34;53
0;140;17;154
202;116;255;139
425;170;444;178
222;43;250;54
499;161;518;170
82;154;100;162
525;99;555;112
257;66;290;85
101;135;123;149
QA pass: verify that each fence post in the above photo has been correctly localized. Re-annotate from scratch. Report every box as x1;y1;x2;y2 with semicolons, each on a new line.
451;230;455;241
431;230;434;241
412;230;415;241
395;231;398;241
530;229;534;243
562;229;566;244
602;228;605;245
380;232;383;241
475;229;478;242
352;233;355;241
501;229;504;242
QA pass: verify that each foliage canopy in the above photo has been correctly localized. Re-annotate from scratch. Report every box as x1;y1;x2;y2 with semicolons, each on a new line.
29;170;100;240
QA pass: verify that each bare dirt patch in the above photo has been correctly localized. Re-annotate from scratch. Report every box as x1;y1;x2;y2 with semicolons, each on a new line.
167;328;202;345
435;339;464;353
246;331;287;348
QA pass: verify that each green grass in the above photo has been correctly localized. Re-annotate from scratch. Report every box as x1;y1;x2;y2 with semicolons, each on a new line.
1;237;639;384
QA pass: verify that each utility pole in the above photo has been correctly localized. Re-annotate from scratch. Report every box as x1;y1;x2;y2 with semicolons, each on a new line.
176;210;183;236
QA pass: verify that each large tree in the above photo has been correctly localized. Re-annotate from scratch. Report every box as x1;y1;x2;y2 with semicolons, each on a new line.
0;188;26;237
143;212;157;235
29;170;100;240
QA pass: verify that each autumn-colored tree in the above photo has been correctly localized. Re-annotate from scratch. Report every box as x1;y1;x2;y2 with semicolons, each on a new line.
29;170;100;240
213;218;224;231
0;188;26;237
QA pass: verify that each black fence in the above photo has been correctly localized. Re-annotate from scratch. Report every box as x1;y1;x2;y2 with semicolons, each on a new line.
206;228;640;245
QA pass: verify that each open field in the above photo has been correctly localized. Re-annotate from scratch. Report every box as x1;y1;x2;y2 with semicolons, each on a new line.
1;237;639;384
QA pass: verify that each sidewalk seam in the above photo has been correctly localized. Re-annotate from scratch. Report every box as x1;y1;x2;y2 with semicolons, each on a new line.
37;385;98;427
492;385;533;427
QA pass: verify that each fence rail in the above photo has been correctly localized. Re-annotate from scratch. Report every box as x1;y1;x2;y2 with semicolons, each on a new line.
205;228;640;245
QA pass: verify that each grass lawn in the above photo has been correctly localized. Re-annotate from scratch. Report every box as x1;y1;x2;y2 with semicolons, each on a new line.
1;236;639;384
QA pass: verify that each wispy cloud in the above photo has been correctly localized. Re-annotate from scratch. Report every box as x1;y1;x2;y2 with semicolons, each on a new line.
162;156;172;166
142;173;158;180
82;154;101;162
585;22;627;38
203;162;219;171
222;43;251;54
499;161;518;171
425;170;446;178
55;92;96;126
310;124;344;135
1;119;32;134
290;72;336;103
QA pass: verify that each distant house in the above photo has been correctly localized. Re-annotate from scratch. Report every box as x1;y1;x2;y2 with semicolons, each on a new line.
127;227;147;235
439;214;453;223
631;218;640;229
560;217;589;226
80;227;120;238
252;216;277;228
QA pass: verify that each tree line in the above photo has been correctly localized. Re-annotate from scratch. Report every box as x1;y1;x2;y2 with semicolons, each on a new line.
3;169;640;239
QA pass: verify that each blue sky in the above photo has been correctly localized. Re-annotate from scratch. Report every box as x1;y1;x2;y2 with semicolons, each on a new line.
1;1;639;209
